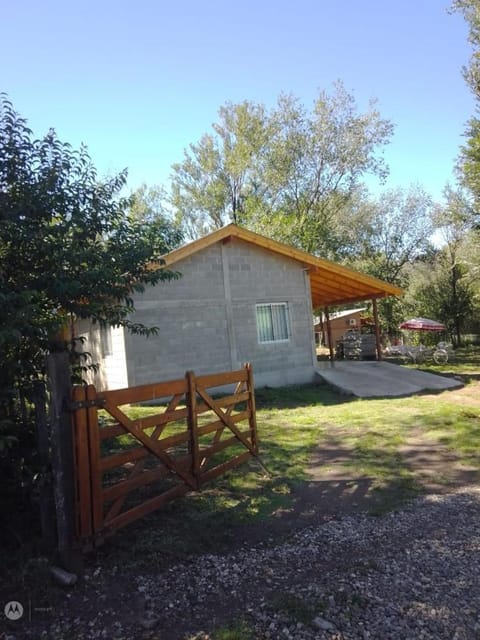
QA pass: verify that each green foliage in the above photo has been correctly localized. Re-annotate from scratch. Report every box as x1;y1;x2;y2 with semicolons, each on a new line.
171;83;393;257
403;189;479;344
171;101;271;237
452;1;480;215
343;186;436;334
0;95;182;360
0;95;182;520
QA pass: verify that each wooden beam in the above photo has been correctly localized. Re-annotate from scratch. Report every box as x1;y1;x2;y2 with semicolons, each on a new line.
325;307;334;361
372;298;382;361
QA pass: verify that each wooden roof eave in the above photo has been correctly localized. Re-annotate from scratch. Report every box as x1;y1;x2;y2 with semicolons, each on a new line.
160;224;404;305
312;291;397;309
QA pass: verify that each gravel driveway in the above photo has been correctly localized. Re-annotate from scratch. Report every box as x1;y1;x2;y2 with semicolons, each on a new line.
13;485;480;640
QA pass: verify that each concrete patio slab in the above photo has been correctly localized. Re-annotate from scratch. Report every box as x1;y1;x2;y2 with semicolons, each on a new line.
315;360;463;398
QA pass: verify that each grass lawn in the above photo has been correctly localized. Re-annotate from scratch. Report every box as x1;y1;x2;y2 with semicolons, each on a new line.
98;346;480;571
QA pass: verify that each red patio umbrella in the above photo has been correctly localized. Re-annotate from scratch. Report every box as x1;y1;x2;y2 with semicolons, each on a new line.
399;317;445;331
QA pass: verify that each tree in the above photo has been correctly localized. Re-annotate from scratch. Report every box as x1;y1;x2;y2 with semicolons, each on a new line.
452;0;480;216
250;84;393;256
129;183;172;223
404;188;478;344
350;186;435;283
171;83;393;254
171;101;270;238
345;186;436;335
0;95;182;513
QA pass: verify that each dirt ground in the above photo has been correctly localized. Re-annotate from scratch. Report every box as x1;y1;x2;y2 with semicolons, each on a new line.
235;383;480;544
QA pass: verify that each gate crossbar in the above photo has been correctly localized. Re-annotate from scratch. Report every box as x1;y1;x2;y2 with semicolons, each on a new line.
71;363;258;547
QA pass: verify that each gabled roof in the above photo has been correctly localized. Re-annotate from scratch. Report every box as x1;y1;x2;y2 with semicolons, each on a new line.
162;224;403;308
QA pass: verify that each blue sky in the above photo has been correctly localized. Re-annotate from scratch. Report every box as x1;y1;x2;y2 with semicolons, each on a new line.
1;1;474;202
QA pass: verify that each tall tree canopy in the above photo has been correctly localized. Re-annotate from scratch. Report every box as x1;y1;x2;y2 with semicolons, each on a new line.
452;0;480;215
171;83;393;255
345;186;436;334
0;95;182;393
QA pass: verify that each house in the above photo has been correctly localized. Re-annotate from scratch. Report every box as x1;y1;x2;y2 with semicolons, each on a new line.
313;308;367;348
76;224;403;390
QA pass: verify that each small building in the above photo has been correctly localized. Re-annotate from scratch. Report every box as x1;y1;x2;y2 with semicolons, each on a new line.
76;225;402;390
314;308;367;347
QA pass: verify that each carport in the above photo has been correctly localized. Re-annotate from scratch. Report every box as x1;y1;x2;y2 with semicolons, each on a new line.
305;258;403;360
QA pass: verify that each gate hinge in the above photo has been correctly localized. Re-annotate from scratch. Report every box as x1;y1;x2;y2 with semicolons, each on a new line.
68;397;106;411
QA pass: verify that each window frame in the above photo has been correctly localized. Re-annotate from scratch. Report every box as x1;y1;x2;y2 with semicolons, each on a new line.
255;302;291;344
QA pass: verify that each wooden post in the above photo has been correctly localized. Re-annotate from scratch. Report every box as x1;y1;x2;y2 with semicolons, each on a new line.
325;307;334;362
33;380;56;550
245;363;258;454
186;371;200;489
85;385;103;536
71;385;93;543
46;351;83;572
372;298;382;361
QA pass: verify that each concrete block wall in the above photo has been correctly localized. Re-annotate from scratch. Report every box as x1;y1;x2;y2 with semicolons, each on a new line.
126;243;232;386
125;237;317;388
75;319;128;390
227;239;316;387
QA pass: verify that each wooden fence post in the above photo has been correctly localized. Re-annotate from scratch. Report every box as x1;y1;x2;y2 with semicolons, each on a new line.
186;370;200;489
32;380;56;550
372;298;382;361
245;363;258;454
46;351;83;573
85;384;104;537
71;385;93;543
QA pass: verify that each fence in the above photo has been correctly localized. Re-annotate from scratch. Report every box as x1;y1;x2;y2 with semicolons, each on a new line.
71;364;258;548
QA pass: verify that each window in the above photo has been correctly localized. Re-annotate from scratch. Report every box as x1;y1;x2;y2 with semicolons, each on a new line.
100;326;113;356
256;303;290;343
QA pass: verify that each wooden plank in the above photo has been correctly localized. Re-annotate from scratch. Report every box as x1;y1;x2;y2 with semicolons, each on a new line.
197;411;250;438
246;363;259;454
98;378;187;406
100;445;148;471
71;386;93;540
155;430;190;450
199;451;252;485
196;387;256;456
199;429;252;458
103;400;197;489
99;406;188;440
99;424;195;470
103;392;187;519
103;464;174;502
195;390;249;415
104;483;191;532
86;385;104;534
208;381;246;445
372;297;382;361
195;368;248;389
186;371;200;486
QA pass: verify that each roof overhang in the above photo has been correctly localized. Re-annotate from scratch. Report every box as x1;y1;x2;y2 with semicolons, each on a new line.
161;224;403;308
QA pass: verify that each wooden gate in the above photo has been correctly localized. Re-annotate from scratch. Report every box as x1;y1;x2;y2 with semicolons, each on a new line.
71;364;258;547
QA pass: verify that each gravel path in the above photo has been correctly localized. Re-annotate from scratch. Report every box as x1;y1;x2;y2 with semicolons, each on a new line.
15;485;480;640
